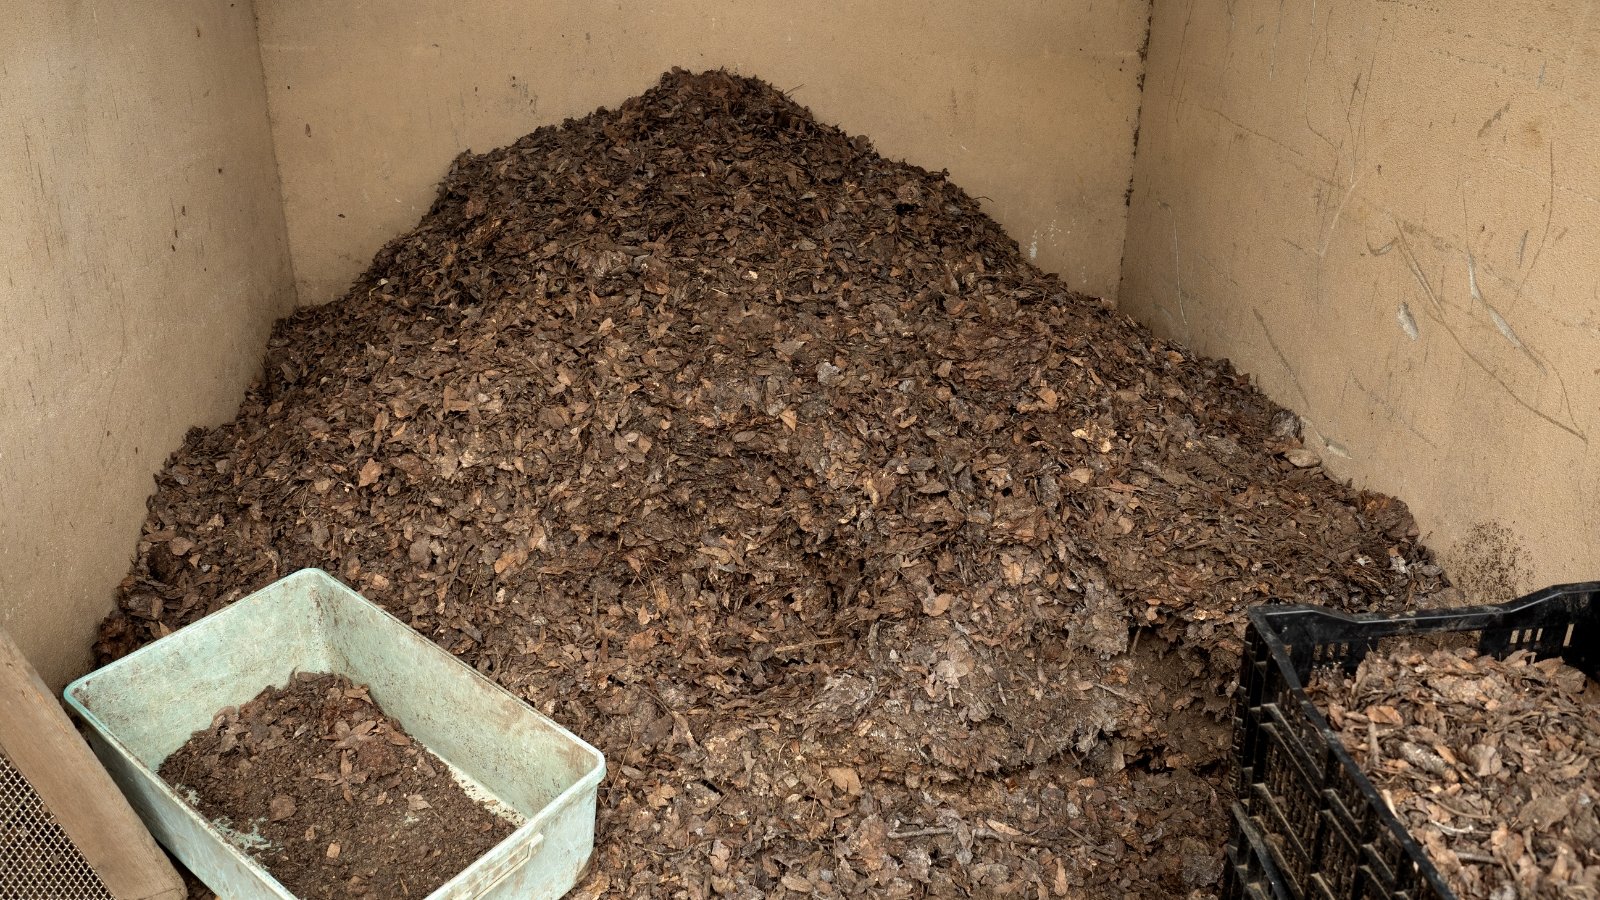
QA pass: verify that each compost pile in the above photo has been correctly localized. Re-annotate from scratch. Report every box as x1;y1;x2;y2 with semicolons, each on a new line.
99;69;1446;898
160;673;513;899
1310;647;1600;899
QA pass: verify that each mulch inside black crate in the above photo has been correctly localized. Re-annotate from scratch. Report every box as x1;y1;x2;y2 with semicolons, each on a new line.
1308;646;1600;899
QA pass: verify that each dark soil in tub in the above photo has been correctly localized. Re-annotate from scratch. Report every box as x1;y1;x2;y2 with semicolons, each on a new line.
159;672;515;899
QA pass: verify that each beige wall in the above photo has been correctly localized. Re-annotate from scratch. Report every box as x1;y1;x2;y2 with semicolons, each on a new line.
1121;1;1600;596
0;1;296;688
253;0;1151;304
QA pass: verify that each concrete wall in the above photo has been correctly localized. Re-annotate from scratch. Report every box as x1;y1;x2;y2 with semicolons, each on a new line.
1121;1;1599;597
0;1;296;688
253;0;1152;304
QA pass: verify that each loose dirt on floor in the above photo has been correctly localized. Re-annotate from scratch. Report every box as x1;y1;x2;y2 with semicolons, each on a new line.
100;69;1449;898
159;673;513;899
1309;647;1600;900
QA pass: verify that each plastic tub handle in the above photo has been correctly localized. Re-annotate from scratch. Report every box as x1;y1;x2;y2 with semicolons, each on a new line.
469;831;543;898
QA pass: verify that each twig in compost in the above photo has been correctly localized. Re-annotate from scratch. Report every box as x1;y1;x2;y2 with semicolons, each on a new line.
773;638;845;654
887;826;1048;847
888;827;952;839
1432;799;1494;822
1093;682;1134;701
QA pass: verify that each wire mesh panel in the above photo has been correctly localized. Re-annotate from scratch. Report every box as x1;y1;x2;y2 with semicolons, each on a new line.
0;750;113;900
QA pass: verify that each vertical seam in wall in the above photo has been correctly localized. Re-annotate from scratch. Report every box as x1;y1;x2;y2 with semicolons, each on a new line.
1114;1;1158;310
246;0;302;313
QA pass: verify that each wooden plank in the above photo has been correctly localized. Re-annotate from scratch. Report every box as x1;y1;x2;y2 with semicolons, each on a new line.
0;626;186;900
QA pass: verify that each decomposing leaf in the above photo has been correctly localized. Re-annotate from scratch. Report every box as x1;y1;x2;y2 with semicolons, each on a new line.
826;766;862;796
269;794;296;822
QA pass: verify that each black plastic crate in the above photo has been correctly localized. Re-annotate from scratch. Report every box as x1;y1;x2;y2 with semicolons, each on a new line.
1225;581;1600;900
1223;800;1292;900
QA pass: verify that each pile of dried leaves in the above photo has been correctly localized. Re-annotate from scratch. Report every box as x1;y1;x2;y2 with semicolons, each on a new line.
160;673;512;898
1310;648;1600;899
99;69;1447;897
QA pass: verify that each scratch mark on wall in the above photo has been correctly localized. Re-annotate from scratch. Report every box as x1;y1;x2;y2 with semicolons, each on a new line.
1463;168;1550;372
1197;104;1308;161
1350;375;1438;449
1313;41;1380;259
1486;306;1532;355
1432;312;1586;442
1430;47;1518;76
1305;114;1339;159
1393;225;1444;310
1477;100;1511;138
1252;308;1313;412
1172;0;1197;123
1300;1;1335;115
1397;303;1419;340
1391;219;1584;442
1169;216;1188;328
1269;0;1286;80
1513;143;1556;301
1194;251;1246;288
1317;172;1362;257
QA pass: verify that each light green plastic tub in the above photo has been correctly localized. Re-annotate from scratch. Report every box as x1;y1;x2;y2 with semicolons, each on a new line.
64;569;605;899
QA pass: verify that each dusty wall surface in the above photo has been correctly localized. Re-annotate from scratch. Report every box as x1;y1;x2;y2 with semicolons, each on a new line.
0;2;296;688
253;0;1151;305
1121;1;1599;596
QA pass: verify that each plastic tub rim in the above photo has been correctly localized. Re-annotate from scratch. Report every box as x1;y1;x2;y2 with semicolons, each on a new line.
64;568;606;900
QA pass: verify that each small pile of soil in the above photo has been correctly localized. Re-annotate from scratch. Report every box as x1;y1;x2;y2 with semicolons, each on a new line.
100;69;1450;897
159;673;514;899
1309;647;1600;899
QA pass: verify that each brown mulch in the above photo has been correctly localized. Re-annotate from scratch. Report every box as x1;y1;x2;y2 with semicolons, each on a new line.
158;673;514;898
98;69;1448;898
1309;648;1600;899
